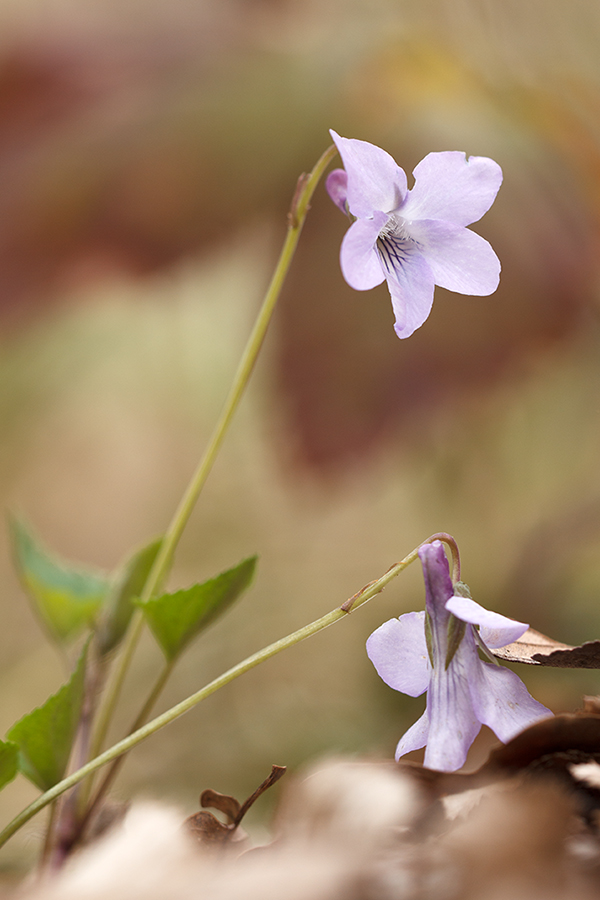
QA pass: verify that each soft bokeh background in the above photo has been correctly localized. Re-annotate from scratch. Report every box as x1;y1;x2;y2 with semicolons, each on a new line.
1;0;600;874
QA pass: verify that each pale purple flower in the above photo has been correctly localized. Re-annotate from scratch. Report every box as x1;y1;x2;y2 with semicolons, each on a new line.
326;131;503;339
366;541;552;772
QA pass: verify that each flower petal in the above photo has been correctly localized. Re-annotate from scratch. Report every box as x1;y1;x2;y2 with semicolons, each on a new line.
424;641;481;771
445;596;529;649
366;612;429;697
471;662;553;743
406;219;500;296
395;709;429;760
340;216;386;290
382;246;435;339
401;151;503;226
330;130;407;218
325;169;348;213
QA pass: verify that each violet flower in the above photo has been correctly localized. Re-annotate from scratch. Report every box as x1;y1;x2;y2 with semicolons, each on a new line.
326;131;502;339
366;541;552;772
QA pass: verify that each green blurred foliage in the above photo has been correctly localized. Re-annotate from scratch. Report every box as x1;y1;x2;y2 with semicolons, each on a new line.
9;516;109;644
139;555;257;661
7;642;87;791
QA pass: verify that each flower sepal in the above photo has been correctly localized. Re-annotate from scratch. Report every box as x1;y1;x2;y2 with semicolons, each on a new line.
445;615;467;669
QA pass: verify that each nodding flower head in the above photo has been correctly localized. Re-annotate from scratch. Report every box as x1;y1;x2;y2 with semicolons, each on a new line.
366;541;552;772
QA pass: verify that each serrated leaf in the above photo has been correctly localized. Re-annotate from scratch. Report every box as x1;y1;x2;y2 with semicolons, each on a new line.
138;556;257;661
0;741;18;792
7;643;88;790
9;516;110;643
96;537;163;656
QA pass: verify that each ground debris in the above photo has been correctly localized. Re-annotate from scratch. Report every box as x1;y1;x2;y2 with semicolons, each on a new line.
184;765;286;847
18;723;600;900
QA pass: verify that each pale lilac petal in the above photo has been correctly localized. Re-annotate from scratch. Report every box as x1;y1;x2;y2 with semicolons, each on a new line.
330;130;407;218
326;169;348;213
401;151;503;226
382;249;435;339
395;709;429;760
366;612;429;697
406;219;500;296
445;596;528;649
340;216;386;290
424;642;481;771
471;662;553;743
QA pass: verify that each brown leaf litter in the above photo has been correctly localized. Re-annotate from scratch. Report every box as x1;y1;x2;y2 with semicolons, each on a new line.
17;708;600;900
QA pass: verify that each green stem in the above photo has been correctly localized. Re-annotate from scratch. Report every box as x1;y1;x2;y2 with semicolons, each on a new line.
0;537;428;851
91;143;338;748
87;617;144;764
38;801;58;872
81;660;175;836
141;143;338;603
78;618;146;813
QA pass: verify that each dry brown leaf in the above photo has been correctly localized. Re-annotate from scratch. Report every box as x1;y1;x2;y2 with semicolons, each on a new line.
199;790;241;824
492;627;600;668
184;765;286;847
184;810;233;846
400;712;600;829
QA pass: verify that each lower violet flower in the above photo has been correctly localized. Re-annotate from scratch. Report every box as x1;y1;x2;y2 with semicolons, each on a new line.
366;541;552;772
326;131;502;339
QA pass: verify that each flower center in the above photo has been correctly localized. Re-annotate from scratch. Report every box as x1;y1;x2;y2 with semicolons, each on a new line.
375;215;418;276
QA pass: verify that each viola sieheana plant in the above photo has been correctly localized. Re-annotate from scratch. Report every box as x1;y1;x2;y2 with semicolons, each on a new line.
326;130;502;338
0;133;592;869
366;541;552;772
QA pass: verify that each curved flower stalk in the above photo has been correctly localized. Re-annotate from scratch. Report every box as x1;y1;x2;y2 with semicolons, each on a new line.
366;541;552;772
326;131;502;338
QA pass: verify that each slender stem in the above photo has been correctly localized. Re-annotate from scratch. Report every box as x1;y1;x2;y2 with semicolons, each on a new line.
81;660;175;835
38;802;58;872
91;143;338;750
0;537;424;851
131;660;176;735
87;617;144;764
141;143;338;604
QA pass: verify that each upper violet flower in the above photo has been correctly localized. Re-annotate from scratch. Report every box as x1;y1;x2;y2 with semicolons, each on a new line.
366;541;552;772
326;131;503;339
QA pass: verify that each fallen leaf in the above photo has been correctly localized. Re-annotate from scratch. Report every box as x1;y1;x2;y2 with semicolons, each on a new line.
199;790;240;824
184;811;233;846
400;711;600;827
492;628;600;668
184;765;286;847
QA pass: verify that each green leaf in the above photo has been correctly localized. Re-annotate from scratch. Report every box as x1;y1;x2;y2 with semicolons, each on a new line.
0;741;18;792
7;643;88;790
138;556;257;661
9;516;110;643
96;537;163;656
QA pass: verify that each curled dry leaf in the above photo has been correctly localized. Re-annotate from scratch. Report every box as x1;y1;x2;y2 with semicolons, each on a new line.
491;627;600;668
184;765;286;847
185;811;234;846
483;712;600;770
199;790;241;823
400;711;600;828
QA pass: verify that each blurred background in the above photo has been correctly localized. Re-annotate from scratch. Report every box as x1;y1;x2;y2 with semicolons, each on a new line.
1;0;600;873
